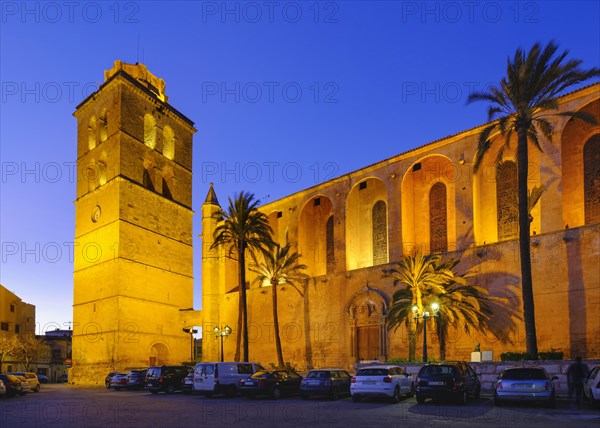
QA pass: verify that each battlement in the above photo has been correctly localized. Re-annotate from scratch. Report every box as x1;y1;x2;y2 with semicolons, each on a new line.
104;60;167;102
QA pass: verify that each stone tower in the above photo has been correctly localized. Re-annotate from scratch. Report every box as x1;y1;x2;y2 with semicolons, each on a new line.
72;61;197;384
201;183;238;362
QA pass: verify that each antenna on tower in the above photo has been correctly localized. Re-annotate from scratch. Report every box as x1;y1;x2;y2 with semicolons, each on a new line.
136;34;140;63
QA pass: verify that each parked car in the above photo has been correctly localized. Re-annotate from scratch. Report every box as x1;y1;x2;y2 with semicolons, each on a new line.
126;369;148;390
415;362;481;405
351;365;414;403
494;367;557;408
181;372;194;395
0;374;23;396
9;372;41;392
300;369;352;400
37;374;49;384
13;375;31;395
110;373;129;390
239;369;303;399
57;373;69;383
193;362;265;397
584;365;600;408
0;379;6;397
145;366;190;394
105;372;120;389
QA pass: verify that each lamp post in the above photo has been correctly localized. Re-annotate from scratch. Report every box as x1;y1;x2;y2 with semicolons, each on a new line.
213;325;231;362
412;303;440;363
183;327;198;362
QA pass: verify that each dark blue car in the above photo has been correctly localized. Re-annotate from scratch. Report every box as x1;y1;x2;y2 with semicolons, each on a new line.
300;369;352;400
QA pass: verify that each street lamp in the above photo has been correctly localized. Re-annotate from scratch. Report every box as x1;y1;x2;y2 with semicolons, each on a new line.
183;327;198;362
412;303;440;363
213;324;231;362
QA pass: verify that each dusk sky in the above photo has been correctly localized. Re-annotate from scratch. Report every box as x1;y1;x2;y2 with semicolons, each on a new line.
1;1;599;336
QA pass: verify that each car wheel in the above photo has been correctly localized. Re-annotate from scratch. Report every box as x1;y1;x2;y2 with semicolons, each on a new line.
548;395;556;409
407;383;415;398
166;385;175;394
390;386;401;403
225;385;237;398
35;385;40;392
352;394;361;402
416;394;426;404
150;390;158;395
271;387;281;399
591;394;600;409
330;387;339;401
105;382;110;389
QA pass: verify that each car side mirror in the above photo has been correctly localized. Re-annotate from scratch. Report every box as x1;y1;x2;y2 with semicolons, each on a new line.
496;376;500;380
551;376;558;381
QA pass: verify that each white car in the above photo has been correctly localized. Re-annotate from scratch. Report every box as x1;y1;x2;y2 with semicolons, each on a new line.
350;365;414;403
8;372;41;392
0;379;6;396
583;365;600;408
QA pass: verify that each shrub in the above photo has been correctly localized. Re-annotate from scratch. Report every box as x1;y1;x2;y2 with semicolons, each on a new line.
538;349;564;360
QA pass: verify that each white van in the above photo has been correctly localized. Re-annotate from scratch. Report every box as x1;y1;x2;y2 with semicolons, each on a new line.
193;362;265;397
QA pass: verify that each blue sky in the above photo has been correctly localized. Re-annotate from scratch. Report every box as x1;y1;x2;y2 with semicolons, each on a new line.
1;1;599;335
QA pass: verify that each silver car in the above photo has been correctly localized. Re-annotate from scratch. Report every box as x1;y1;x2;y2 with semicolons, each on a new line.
583;365;600;408
494;367;557;407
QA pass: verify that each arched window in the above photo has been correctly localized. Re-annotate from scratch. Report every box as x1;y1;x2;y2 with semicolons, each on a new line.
99;109;108;142
429;182;447;252
88;116;97;150
144;114;156;149
497;161;518;240
326;215;335;273
372;200;388;265
584;134;600;224
163;126;175;160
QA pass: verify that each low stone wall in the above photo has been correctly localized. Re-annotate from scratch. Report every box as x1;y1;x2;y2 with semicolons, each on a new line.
359;359;600;397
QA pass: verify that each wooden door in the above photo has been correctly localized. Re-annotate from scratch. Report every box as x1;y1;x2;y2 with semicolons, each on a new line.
357;325;379;361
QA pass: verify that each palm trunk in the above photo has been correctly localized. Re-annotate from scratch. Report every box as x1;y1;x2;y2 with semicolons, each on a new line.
437;319;447;361
239;240;249;362
407;317;416;361
517;128;538;359
234;307;242;362
272;281;285;368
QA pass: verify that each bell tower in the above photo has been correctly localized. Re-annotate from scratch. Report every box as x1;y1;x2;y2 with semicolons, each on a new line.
72;61;197;383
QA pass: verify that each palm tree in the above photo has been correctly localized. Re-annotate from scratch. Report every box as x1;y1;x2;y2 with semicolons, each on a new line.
250;243;308;368
211;192;274;361
383;252;450;361
467;41;599;359
424;258;495;360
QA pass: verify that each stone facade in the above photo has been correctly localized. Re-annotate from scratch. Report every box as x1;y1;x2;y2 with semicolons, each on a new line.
201;84;600;370
71;62;199;384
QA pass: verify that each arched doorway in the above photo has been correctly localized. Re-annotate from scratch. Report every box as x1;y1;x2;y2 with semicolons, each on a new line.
345;285;389;362
149;342;169;366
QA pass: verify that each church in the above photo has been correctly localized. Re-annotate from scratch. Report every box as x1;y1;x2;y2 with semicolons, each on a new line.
71;62;598;382
201;82;599;369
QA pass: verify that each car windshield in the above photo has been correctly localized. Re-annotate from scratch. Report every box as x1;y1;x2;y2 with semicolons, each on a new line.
357;368;388;376
419;365;457;377
501;369;547;380
306;371;330;379
250;371;272;379
147;368;162;377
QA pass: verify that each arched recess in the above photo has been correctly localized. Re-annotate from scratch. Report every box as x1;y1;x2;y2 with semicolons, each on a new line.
162;166;175;201
561;99;600;228
372;200;388;265
143;155;156;192
583;135;600;224
472;133;541;244
88;116;97;150
346;177;388;270
144;114;157;149
401;156;456;254
345;285;389;362
298;195;333;277
163;126;175;160
149;342;169;366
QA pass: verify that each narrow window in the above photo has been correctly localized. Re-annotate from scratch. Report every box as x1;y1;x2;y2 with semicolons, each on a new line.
429;182;448;252
372;200;388;265
88;116;97;150
584;134;600;225
359;181;367;190
163;125;175;160
144;114;157;149
497;161;518;240
326;215;335;273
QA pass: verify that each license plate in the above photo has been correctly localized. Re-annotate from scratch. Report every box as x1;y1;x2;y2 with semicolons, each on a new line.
429;381;444;386
197;379;202;383
513;384;533;388
244;381;255;385
363;381;376;385
309;380;320;385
